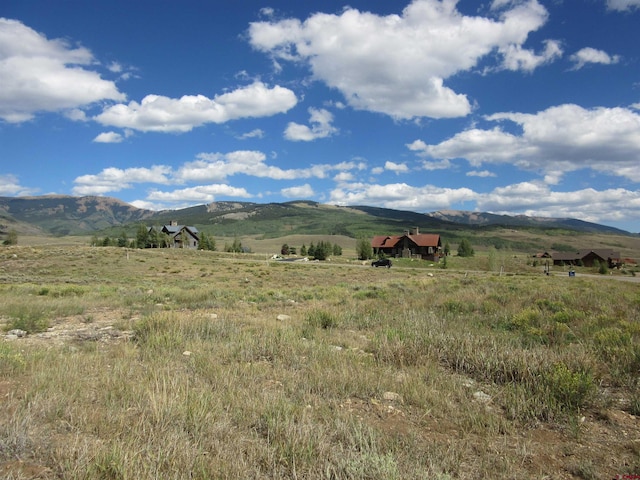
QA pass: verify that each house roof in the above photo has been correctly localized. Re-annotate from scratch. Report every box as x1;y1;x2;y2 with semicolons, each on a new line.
158;224;200;240
552;249;620;261
371;235;402;248
371;233;440;248
406;233;441;247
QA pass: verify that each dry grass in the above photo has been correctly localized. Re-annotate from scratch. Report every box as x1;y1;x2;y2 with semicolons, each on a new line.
1;245;639;479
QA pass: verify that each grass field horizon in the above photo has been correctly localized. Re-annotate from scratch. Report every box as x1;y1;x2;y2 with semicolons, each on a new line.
1;243;639;479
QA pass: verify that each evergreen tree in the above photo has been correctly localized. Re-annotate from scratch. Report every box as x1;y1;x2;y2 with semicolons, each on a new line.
117;231;128;248
307;242;316;258
313;241;331;260
225;236;243;253
333;243;342;256
356;237;373;260
457;238;475;257
300;244;307;256
443;242;451;256
199;232;216;251
281;243;290;255
148;228;161;248
136;224;150;248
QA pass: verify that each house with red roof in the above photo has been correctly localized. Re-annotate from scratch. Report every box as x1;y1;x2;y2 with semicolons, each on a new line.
371;227;442;261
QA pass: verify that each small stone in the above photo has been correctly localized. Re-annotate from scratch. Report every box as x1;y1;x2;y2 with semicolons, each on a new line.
7;329;27;337
473;391;491;403
382;391;402;402
207;313;218;319
276;314;291;321
183;351;192;356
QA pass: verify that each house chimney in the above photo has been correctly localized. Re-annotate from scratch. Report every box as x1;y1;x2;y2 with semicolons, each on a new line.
413;226;419;235
170;220;178;226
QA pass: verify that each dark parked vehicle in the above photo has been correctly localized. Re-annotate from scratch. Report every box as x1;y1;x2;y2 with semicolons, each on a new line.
371;258;392;268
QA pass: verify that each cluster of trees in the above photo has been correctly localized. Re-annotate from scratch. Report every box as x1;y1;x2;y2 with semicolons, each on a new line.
457;238;474;257
91;225;219;250
281;241;342;260
224;237;247;253
91;231;135;248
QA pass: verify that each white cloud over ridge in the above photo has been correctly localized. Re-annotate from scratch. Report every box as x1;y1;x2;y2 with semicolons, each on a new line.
249;0;555;120
95;82;298;133
282;184;315;198
0;174;38;196
72;166;172;195
0;18;125;123
328;180;640;228
410;104;640;182
71;150;364;201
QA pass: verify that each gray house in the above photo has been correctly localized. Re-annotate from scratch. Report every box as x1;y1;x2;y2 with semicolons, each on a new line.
149;221;199;249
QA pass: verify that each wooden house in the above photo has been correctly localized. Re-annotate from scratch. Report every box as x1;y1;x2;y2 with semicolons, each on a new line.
371;228;442;261
149;221;200;249
551;249;621;268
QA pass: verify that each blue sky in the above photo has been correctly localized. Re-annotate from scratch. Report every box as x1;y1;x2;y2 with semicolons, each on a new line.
1;0;640;232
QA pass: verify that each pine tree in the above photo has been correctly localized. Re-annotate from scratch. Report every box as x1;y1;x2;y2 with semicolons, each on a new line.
457;238;474;257
356;237;373;260
136;224;149;249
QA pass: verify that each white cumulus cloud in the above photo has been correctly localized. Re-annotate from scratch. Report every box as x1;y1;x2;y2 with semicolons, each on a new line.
384;161;409;174
569;47;621;70
284;107;337;141
330;182;476;211
72;165;172;195
281;184;315;198
249;0;555;120
94;82;297;133
0;18;125;123
606;0;640;11
411;104;640;182
0;174;38;196
93;132;124;143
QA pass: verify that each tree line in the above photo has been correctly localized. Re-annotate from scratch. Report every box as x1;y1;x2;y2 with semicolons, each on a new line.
281;241;342;260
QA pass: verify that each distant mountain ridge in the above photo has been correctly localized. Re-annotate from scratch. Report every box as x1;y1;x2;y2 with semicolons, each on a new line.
427;210;629;235
0;195;632;237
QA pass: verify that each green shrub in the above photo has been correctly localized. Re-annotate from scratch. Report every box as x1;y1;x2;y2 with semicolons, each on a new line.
306;310;338;329
542;363;596;414
4;305;50;333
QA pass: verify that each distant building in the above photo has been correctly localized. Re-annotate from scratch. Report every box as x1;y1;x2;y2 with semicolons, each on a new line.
371;227;442;261
149;221;199;249
544;249;622;268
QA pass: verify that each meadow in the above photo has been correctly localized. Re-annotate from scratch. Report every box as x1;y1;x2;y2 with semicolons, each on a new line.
1;244;639;479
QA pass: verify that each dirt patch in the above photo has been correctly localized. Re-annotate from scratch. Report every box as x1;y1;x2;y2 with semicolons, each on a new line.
2;308;134;347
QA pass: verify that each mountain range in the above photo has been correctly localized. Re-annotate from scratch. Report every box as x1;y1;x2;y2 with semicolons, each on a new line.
0;195;633;239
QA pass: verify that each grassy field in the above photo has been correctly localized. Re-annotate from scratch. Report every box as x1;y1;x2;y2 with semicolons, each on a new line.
1;245;639;479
